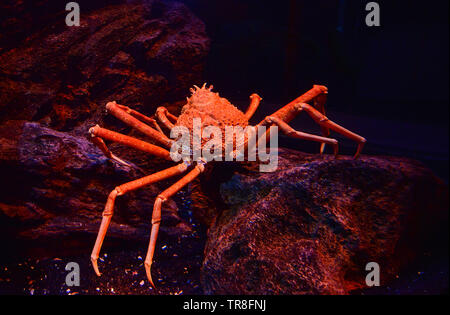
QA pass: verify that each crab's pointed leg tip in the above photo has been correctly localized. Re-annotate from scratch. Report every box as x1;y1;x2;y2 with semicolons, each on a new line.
353;140;366;159
145;263;156;288
91;257;102;276
111;154;131;167
330;142;339;159
320;143;326;155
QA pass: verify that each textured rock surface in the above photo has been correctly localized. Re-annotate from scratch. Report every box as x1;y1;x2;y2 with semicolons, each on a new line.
200;149;449;294
0;0;209;133
0;121;192;242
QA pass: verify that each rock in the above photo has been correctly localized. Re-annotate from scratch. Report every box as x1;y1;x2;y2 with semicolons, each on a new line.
0;0;209;133
0;121;193;243
200;149;448;294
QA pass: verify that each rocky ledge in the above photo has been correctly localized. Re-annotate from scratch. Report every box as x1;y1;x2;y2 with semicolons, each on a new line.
199;149;448;294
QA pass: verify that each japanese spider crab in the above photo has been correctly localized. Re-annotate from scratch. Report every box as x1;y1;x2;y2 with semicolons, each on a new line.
88;84;366;287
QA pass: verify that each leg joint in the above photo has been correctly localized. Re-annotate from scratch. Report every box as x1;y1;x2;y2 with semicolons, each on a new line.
156;195;167;203
250;93;262;101
151;196;165;224
88;125;100;137
156;107;167;114
196;159;207;172
114;186;124;196
102;188;120;216
151;218;161;224
264;116;277;124
102;210;113;217
297;102;310;111
105;101;117;111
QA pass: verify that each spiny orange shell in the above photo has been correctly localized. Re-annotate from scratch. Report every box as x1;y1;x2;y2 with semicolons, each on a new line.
175;85;248;146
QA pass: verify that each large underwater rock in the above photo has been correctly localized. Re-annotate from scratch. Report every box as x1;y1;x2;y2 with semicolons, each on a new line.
200;149;448;294
0;0;209;133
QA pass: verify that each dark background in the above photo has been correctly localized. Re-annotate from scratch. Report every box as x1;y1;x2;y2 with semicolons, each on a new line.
181;0;449;180
181;0;449;123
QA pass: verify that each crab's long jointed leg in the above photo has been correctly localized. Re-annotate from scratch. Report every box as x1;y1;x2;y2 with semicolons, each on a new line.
312;91;331;154
298;103;366;158
106;101;173;148
89;125;172;161
244;93;263;120
271;85;329;123
259;85;366;158
261;116;339;157
156;107;176;130
90;162;191;276
115;104;165;134
145;160;206;288
90;135;131;167
158;106;178;123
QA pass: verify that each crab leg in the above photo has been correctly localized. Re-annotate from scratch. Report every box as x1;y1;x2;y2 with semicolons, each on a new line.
312;91;331;154
156;107;176;130
89;125;172;161
90;135;131;167
297;103;366;158
115;104;165;134
261;116;339;157
90;162;191;276
163;107;178;124
106;101;173;148
144;160;206;288
259;85;366;158
270;85;329;123
244;93;263;120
